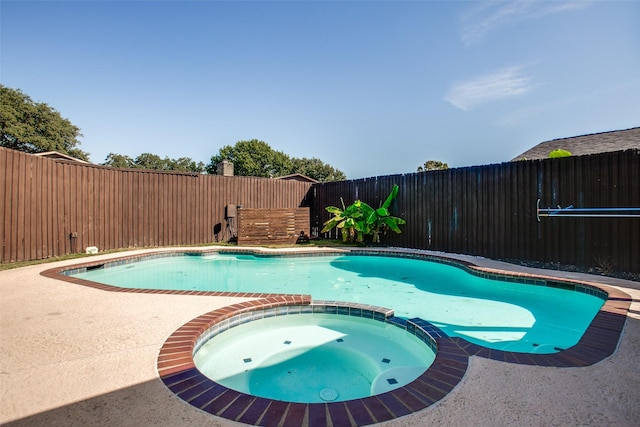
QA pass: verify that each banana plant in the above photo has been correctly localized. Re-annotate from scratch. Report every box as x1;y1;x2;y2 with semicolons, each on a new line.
321;197;366;242
365;184;406;243
321;185;405;244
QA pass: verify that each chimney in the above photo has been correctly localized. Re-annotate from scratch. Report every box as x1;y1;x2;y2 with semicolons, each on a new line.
217;160;234;176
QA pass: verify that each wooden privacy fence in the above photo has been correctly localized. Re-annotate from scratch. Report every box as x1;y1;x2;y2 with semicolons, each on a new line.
310;150;639;275
0;147;312;263
237;208;310;246
2;147;639;275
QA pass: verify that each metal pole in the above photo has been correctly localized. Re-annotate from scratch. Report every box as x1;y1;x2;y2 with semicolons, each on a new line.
536;199;640;221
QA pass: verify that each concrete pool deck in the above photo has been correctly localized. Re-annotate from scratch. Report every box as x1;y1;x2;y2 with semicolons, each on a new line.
1;246;639;426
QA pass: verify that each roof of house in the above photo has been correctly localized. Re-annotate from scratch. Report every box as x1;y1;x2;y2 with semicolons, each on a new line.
34;151;90;164
512;127;640;161
274;173;319;183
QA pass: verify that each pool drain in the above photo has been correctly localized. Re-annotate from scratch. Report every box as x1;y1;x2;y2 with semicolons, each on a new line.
319;388;339;401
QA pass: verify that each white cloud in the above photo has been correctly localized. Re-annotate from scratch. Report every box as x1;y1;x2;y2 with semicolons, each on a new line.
444;66;533;111
460;0;592;46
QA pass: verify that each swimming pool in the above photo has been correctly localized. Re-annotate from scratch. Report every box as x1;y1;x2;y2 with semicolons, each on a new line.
193;312;436;403
50;248;630;426
70;250;605;354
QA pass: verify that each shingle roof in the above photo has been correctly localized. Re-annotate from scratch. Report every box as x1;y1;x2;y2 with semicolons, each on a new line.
512;127;640;161
33;151;90;164
274;173;319;183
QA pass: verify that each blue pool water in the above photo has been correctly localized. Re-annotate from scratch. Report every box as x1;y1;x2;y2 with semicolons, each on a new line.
194;313;435;403
73;253;605;353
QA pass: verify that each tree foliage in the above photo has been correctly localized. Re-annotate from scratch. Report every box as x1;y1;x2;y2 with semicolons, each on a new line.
170;157;206;172
0;85;89;160
417;160;448;172
103;153;135;168
291;157;346;182
206;139;291;177
549;149;572;158
206;139;345;181
102;152;205;172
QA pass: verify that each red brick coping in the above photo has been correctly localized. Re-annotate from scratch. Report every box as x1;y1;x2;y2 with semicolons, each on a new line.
158;299;465;426
42;248;633;426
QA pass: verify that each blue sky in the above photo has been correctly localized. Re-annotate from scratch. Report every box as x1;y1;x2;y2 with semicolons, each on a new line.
2;0;638;179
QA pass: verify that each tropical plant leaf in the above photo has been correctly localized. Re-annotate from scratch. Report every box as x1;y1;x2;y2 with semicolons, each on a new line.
376;207;389;216
360;202;374;215
382;184;399;209
383;216;405;233
366;211;377;225
321;216;344;233
325;206;343;215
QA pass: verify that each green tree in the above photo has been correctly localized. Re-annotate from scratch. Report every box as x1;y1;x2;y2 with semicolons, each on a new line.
0;85;89;160
207;139;345;181
169;157;205;173
290;157;346;182
206;139;292;177
103;153;135;168
102;152;205;172
417;160;448;172
134;153;167;170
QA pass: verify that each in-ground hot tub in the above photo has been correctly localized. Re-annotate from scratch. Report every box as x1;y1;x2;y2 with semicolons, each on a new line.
157;298;460;426
194;311;436;403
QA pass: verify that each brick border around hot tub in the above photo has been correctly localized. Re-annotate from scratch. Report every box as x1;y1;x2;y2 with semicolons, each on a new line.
157;299;469;427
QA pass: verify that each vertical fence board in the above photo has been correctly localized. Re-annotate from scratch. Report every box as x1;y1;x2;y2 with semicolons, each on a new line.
98;168;106;250
17;152;28;260
630;152;640;272
41;155;51;258
53;159;63;255
7;151;17;261
119;171;126;249
128;171;136;247
28;156;38;260
0;150;8;262
112;169;119;249
31;159;47;259
72;164;79;252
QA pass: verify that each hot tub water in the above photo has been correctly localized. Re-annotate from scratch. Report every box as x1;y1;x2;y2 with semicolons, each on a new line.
193;313;435;403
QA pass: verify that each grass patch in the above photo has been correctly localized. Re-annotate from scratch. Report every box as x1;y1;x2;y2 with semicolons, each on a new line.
0;252;100;271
